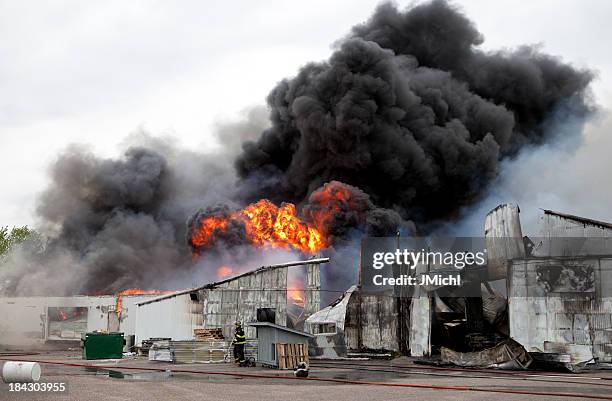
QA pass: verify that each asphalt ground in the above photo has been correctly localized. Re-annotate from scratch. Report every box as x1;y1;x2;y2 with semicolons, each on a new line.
1;350;612;401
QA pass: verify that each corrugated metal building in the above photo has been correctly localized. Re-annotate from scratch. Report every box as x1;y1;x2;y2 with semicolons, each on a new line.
508;209;612;362
134;258;326;345
305;285;401;356
135;291;203;346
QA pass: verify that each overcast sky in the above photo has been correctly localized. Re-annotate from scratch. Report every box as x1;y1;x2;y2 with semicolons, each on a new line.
1;0;611;228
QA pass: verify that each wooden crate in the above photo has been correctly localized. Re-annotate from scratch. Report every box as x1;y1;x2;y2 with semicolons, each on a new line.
276;343;309;369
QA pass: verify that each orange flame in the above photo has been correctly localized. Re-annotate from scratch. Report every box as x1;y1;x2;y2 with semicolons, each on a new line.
305;181;357;233
287;275;305;307
58;309;68;321
190;216;229;249
191;200;326;254
115;288;171;318
217;265;233;279
288;287;305;307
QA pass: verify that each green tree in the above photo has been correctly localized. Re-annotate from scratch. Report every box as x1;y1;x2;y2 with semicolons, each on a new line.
0;226;33;258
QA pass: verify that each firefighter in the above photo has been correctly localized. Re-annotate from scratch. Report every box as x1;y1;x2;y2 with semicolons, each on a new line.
233;321;246;365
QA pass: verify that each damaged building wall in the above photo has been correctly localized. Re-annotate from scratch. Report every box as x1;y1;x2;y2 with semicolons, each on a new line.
202;259;323;340
134;259;325;344
485;203;526;281
509;258;612;362
306;285;401;356
344;290;399;352
304;262;321;319
408;260;432;357
305;286;356;358
201;265;289;340
0;295;155;347
508;210;612;362
409;296;432;357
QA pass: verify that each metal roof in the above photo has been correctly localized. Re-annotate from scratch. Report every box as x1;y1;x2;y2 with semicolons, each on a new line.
248;321;314;338
136;257;329;306
543;209;612;230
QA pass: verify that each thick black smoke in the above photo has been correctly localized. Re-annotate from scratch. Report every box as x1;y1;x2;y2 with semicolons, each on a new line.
235;0;593;226
0;136;238;295
0;0;596;297
35;147;182;293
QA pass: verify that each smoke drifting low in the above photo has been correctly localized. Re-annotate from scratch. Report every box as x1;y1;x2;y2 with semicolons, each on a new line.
0;0;597;297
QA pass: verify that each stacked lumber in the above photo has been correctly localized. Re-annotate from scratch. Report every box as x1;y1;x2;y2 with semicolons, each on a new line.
172;340;230;363
148;339;258;364
276;343;308;370
194;328;224;341
139;337;171;356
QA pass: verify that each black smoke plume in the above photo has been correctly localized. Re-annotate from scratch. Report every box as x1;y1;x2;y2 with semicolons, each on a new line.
0;0;595;297
0;137;237;295
235;0;593;226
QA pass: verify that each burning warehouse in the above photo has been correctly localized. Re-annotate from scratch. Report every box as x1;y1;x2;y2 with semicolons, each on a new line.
0;294;162;348
305;204;612;369
2;0;612;399
6;200;611;372
134;258;326;346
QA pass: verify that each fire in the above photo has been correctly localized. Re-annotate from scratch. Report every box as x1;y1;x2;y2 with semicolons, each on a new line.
287;275;305;307
190;216;229;249
115;288;171;318
217;265;233;279
287;287;305;307
305;181;359;232
190;199;326;255
58;309;68;321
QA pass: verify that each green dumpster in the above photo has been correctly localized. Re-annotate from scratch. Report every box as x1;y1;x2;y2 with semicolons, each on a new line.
81;332;125;360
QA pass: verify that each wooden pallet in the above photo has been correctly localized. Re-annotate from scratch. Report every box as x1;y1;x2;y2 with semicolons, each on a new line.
194;328;225;341
276;343;308;370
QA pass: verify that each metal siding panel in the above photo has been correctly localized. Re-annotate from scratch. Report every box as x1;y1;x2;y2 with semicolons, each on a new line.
135;294;197;345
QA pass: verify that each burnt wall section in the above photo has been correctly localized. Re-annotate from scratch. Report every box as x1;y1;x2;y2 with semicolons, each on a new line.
305;286;355;358
200;260;324;339
508;209;612;362
484;203;525;280
509;258;612;362
344;290;399;352
304;261;321;319
202;266;288;339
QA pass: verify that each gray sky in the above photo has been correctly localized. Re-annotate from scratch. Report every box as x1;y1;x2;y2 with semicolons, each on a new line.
1;0;611;228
